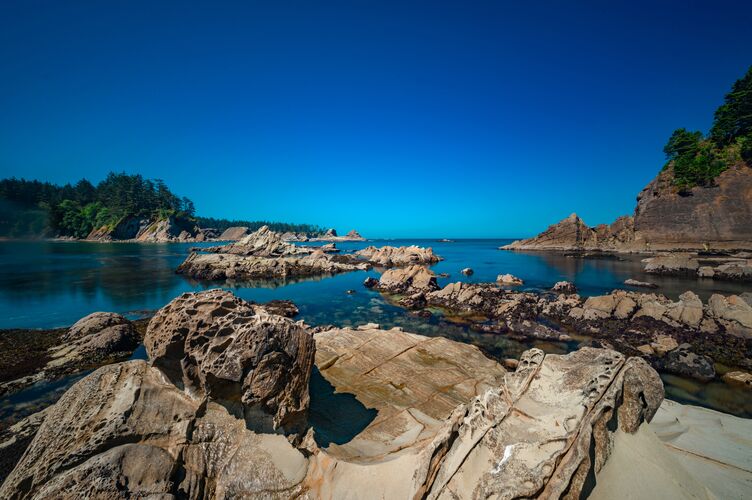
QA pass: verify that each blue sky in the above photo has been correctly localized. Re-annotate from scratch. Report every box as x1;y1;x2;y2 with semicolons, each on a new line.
1;1;750;238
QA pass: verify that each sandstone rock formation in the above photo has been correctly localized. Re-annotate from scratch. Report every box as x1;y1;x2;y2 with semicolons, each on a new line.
177;226;370;281
355;245;442;267
1;316;666;500
373;265;439;295
218;226;251;240
502;163;752;252
497;273;524;285
370;269;752;377
502;213;635;251
87;215;210;242
309;228;365;242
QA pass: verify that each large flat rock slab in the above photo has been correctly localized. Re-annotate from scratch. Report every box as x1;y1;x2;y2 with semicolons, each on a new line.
314;326;507;461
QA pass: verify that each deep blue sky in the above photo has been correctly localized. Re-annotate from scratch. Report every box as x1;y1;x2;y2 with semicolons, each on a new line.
1;1;750;238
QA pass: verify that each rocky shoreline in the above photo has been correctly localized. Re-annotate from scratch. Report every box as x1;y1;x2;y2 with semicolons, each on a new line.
1;289;668;498
367;266;752;385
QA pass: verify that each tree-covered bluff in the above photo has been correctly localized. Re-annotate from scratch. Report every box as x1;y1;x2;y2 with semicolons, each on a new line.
663;66;752;191
0;172;323;239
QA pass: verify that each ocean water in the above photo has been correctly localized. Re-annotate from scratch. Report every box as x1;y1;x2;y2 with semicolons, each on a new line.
0;239;750;423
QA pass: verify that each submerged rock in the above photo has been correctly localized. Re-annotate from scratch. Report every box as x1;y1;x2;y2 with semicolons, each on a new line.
625;278;659;288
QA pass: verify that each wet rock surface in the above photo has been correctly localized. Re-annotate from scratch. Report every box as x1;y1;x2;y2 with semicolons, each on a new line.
371;270;752;381
0;313;141;397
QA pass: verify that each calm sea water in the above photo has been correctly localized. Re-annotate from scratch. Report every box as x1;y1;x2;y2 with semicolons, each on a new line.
0;239;750;421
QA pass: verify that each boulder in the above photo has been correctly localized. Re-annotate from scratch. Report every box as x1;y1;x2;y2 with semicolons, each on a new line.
722;370;752;390
661;344;716;382
355;245;442;267
497;273;524;285
460;267;473;275
376;265;439;294
363;276;379;288
708;294;752;329
552;280;577;293
145;290;315;432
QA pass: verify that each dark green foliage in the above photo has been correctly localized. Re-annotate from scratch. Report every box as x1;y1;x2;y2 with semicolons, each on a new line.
195;217;323;234
663;129;702;161
0;173;322;238
662;66;752;190
710;66;752;146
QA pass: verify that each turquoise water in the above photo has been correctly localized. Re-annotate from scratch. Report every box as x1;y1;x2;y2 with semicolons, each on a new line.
1;239;748;329
0;240;750;421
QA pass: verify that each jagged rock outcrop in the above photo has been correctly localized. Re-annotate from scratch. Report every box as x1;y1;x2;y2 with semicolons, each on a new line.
502;213;634;251
503;163;752;253
205;225;303;257
355;245;442;267
373;265;439;295
309;228;365;241
218;226;251;240
177;226;370;281
497;273;524;285
0;299;667;499
177;249;369;281
552;280;577;293
86;215;151;241
87;215;209;242
370;269;752;376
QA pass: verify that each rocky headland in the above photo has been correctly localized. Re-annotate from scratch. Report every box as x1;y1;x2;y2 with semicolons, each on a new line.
87;214;218;243
503;163;752;254
1;289;677;499
368;266;752;383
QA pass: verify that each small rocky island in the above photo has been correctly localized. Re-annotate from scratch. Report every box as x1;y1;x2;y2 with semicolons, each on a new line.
177;226;442;281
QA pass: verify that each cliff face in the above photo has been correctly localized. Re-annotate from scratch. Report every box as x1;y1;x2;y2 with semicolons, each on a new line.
633;164;752;249
87;215;208;242
504;163;752;252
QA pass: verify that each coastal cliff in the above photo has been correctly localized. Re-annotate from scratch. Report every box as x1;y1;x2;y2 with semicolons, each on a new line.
503;162;752;252
505;66;752;253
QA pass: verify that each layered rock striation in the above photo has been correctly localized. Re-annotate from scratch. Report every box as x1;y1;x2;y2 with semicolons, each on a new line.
0;289;668;499
355;244;442;267
503;163;752;252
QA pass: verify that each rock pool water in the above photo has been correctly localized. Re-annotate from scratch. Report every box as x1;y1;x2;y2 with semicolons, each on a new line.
0;239;750;427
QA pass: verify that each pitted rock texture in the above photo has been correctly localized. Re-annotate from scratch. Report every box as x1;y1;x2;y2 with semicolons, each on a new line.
145;289;315;431
355;245;442;267
1;323;666;500
0;361;309;500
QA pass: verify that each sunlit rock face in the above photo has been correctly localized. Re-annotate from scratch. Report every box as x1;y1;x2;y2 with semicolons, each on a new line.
1;291;665;500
